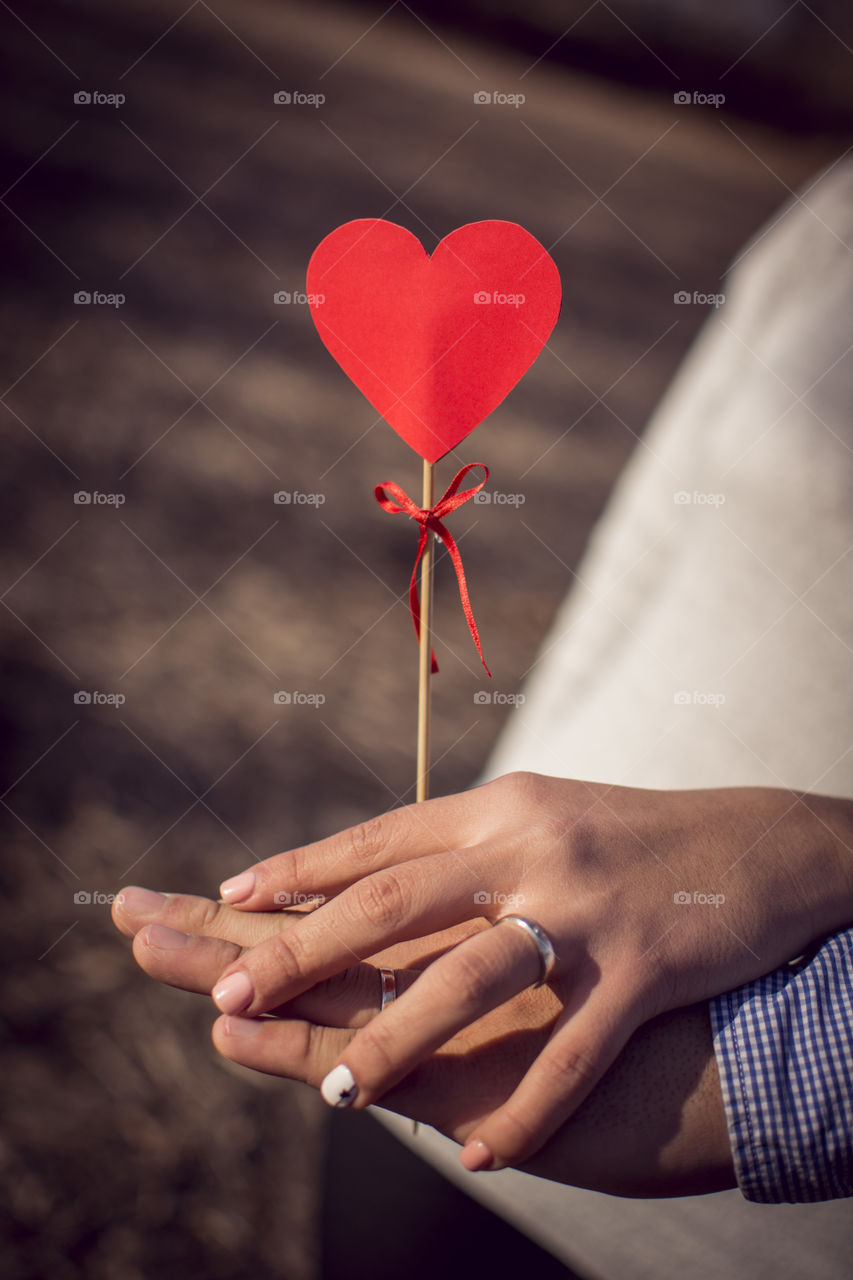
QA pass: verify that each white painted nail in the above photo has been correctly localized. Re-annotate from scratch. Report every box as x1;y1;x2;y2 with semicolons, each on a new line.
320;1063;358;1108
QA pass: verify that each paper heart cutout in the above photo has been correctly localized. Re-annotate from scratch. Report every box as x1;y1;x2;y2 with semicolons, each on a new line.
306;219;561;463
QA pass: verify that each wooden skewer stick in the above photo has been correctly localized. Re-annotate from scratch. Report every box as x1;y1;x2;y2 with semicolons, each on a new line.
412;458;434;1138
416;459;435;804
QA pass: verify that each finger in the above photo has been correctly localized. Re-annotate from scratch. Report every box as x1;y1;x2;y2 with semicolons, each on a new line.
210;1012;502;1139
285;966;417;1028
457;986;631;1171
132;925;243;994
212;1014;354;1086
113;886;293;947
209;851;481;1016
217;788;486;909
314;919;542;1110
135;918;420;1030
210;992;535;1141
211;1014;423;1123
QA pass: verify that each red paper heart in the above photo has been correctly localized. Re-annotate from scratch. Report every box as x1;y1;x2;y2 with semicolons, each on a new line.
306;219;561;463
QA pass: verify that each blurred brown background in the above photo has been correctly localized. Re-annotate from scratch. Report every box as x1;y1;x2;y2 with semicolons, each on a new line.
1;2;850;1277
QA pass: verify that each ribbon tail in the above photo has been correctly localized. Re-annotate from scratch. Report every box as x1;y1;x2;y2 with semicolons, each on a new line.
408;524;439;674
431;518;491;678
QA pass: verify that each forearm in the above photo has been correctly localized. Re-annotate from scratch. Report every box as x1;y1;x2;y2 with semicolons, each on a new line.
793;791;853;938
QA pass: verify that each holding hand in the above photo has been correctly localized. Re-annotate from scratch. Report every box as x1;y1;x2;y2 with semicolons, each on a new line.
112;885;735;1196
204;773;853;1171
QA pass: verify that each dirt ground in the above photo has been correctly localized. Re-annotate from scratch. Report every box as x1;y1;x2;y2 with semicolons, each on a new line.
0;2;842;1277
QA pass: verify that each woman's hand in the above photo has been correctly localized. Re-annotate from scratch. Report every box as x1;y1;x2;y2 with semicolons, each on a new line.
111;885;735;1197
194;773;853;1171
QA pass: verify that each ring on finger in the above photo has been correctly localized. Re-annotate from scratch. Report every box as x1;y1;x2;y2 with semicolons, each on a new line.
494;915;556;987
378;966;397;1011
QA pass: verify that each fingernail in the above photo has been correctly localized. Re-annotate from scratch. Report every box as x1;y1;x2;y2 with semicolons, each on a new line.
118;886;167;916
219;870;255;903
144;923;191;949
320;1064;358;1109
212;971;253;1014
460;1140;494;1172
224;1015;263;1038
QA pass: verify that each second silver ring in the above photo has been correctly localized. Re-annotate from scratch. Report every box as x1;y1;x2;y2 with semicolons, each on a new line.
378;966;397;1011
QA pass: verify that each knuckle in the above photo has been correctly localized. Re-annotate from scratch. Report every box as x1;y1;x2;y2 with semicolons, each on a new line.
353;1018;399;1078
537;1044;599;1095
193;897;225;933
270;928;309;986
289;845;310;886
491;769;533;798
260;849;299;895
346;870;409;931
342;814;391;869
489;770;546;813
488;771;566;852
301;1019;325;1064
493;773;598;864
310;965;365;1010
432;947;496;1009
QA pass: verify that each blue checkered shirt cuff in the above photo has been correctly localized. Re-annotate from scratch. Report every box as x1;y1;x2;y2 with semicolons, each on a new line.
710;928;853;1203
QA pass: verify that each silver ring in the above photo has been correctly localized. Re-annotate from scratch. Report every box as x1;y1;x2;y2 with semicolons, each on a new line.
495;915;556;987
378;967;397;1011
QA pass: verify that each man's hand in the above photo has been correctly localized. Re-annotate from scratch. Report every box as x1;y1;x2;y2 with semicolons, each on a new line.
112;886;735;1197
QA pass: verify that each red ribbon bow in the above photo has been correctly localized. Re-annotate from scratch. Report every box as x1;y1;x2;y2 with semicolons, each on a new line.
374;463;491;677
